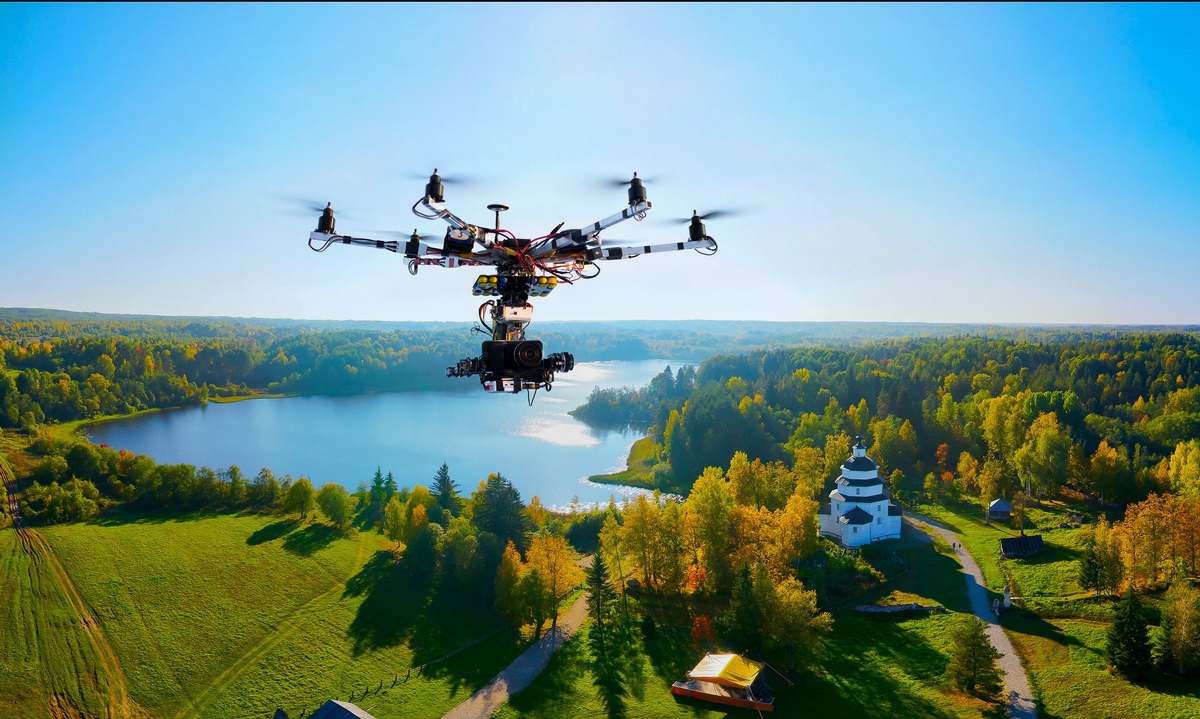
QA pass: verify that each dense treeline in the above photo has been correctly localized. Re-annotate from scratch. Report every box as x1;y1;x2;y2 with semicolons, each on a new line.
580;332;1200;506
2;313;756;430
570;364;696;426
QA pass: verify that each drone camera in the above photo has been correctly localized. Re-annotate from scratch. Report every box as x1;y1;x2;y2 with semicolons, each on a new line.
483;340;544;372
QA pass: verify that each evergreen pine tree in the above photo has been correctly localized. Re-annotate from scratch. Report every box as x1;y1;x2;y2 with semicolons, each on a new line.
1108;588;1151;679
586;553;617;661
1078;539;1102;596
947;615;1004;696
431;462;462;516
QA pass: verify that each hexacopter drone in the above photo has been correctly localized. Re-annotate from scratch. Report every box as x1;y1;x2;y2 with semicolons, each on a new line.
307;170;720;398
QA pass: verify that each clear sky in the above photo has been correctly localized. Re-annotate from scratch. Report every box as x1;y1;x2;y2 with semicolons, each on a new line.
2;3;1197;324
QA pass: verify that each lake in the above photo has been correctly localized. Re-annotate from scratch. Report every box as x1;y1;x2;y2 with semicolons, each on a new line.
85;359;685;510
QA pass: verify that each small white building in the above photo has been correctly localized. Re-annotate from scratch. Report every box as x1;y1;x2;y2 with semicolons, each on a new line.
818;438;902;547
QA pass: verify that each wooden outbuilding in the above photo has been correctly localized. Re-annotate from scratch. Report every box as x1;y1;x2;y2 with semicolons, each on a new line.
1000;534;1043;559
987;498;1012;521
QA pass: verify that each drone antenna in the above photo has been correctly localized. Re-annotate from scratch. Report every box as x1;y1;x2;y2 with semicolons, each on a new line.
487;203;510;231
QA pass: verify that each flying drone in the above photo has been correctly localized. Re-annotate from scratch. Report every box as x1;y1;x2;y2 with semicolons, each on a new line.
307;171;721;398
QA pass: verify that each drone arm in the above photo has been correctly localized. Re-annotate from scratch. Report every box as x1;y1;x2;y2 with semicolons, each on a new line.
418;199;475;233
308;231;402;254
586;236;717;261
529;200;652;259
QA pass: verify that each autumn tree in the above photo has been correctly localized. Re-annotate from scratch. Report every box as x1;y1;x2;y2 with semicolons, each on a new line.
1163;580;1200;676
495;541;524;622
1013;412;1071;498
1088;440;1130;505
285;477;316;519
381;496;405;544
686;466;734;591
527;534;584;629
1078;515;1123;597
1168;441;1200;499
762;577;832;671
316;482;353;532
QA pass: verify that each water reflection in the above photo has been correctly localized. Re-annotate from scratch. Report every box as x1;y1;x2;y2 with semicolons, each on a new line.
87;359;686;507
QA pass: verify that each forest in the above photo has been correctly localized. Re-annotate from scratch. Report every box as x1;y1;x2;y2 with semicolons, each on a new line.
577;332;1200;506
6;313;1200;713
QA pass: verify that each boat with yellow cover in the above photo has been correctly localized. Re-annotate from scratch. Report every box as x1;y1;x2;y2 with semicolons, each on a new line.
670;653;775;712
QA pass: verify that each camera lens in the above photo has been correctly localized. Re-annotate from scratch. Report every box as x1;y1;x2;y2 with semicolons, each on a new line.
512;341;543;369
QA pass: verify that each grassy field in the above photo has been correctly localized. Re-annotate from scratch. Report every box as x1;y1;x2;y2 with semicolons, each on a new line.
915;500;1093;600
2;511;524;719
588;436;659;489
0;528;112;718
1003;612;1200;719
919;500;1200;718
498;519;997;719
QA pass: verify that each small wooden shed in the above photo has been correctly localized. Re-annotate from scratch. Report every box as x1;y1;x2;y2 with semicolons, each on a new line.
988;498;1012;521
1000;534;1044;559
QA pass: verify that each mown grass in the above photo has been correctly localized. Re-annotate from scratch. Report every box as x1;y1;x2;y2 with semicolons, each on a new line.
498;521;996;719
0;529;110;719
30;512;524;719
916;500;1092;600
924;499;1200;718
1003;612;1200;718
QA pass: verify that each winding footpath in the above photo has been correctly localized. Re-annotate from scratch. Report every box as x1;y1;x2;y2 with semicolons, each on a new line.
441;556;593;719
905;513;1037;719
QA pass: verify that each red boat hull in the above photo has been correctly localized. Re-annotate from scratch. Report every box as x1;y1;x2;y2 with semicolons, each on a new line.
671;680;774;712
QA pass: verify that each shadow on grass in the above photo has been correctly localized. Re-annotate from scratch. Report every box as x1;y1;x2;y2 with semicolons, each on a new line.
796;613;961;719
1150;674;1200;700
1002;610;1082;654
504;631;590;717
281;522;339;556
89;507;226;526
343;550;516;694
246;518;299;545
1016;542;1082;565
641;622;697;686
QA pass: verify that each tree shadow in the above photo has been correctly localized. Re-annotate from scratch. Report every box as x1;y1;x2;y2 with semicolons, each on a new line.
1016;542;1081;564
343;549;522;696
281;522;338;556
793;613;962;719
246;518;299;545
641;622;698;685
89;508;220;526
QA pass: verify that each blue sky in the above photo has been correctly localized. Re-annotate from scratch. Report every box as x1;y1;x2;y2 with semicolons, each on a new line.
2;3;1197;324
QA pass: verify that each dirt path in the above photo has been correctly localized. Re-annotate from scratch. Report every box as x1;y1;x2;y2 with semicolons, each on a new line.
441;555;593;719
3;461;134;719
173;535;371;719
905;513;1037;719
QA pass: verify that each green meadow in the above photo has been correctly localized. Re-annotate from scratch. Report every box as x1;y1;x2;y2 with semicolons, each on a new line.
917;501;1200;719
3;512;524;719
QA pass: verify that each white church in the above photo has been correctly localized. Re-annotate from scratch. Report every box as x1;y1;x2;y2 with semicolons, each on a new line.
817;437;902;547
